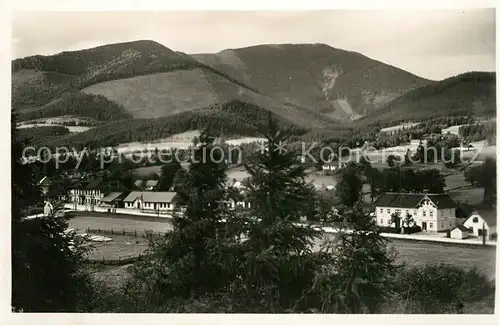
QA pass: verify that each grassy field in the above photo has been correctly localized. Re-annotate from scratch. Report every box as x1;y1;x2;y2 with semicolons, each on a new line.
85;234;149;260
74;215;496;281
17;123;92;133
69;215;173;235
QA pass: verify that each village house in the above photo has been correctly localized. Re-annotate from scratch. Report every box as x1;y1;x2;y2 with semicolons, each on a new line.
123;191;177;214
449;224;470;239
100;192;128;212
462;210;497;240
374;193;458;232
69;177;105;207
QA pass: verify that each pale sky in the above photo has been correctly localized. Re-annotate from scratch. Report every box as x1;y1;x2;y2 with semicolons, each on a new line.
11;9;496;80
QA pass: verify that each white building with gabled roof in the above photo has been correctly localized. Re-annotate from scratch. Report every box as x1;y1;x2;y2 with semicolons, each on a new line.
374;192;458;232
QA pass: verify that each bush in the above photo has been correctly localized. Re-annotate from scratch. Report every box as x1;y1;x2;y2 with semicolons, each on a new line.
403;225;422;234
392;263;495;313
378;226;402;234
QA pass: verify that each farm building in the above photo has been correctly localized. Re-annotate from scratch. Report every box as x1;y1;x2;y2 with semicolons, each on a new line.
462;210;497;240
374;193;458;232
100;192;128;211
450;224;470;239
123;191;177;214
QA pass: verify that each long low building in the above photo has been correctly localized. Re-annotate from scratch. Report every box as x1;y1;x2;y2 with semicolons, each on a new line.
123;191;177;214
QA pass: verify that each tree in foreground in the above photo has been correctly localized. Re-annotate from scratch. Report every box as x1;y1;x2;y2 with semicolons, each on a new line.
11;111;95;312
233;115;322;311
124;127;240;311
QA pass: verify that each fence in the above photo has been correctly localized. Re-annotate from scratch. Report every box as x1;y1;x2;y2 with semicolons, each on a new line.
85;254;145;265
77;227;169;238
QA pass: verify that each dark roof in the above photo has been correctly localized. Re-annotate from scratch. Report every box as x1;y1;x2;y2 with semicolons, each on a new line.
373;192;457;209
101;192;124;203
84;177;104;189
456;203;475;219
469;209;497;227
426;194;458;209
453;224;470;232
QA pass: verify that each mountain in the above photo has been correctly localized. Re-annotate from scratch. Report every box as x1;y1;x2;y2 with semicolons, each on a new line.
12;40;333;129
358;72;496;126
191;43;432;120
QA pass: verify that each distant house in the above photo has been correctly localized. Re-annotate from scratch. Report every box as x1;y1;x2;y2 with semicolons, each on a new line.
462;210;497;240
123;191;177;214
134;179;159;191
100;192;128;210
69;177;105;207
38;176;52;195
374;193;458;232
450;224;470;239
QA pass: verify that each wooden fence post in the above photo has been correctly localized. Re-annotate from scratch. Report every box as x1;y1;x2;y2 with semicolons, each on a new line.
123;229;125;235
134;230;137;237
111;229;113;235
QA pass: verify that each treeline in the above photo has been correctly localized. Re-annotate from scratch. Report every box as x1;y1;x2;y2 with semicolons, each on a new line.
17;92;132;122
31;100;307;150
459;121;496;144
17;125;70;140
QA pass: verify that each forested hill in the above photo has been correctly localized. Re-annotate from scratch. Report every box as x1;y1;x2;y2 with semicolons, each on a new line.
32;100;308;150
359;72;496;126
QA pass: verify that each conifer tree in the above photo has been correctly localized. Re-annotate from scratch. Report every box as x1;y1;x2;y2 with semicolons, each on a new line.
11;111;94;312
235;114;321;311
125;126;240;310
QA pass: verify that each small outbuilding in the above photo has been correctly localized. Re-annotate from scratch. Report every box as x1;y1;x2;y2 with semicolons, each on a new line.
450;224;470;239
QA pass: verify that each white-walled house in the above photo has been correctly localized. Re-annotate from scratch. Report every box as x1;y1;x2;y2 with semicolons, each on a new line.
374;193;458;232
462;210;497;240
450;224;470;239
69;177;105;207
123;191;177;214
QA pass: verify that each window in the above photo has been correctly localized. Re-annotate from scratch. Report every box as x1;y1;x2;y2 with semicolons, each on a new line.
423;210;427;217
388;209;392;214
429;222;433;228
379;208;383;213
440;222;443;228
396;209;401;214
380;219;383;225
473;217;479;223
449;221;452;227
413;210;417;216
430;211;434;217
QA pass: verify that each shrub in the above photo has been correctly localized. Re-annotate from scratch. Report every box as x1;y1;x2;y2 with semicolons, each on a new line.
378;226;402;234
392;263;495;313
403;225;422;234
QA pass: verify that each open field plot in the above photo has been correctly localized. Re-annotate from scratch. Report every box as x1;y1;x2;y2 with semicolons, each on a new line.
17;123;92;133
319;234;496;280
85;234;149;260
447;187;485;205
69;216;173;234
73;214;495;281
